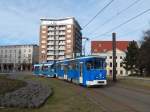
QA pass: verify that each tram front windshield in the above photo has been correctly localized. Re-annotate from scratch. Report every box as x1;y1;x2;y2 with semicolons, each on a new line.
86;58;105;70
34;66;40;70
42;66;49;70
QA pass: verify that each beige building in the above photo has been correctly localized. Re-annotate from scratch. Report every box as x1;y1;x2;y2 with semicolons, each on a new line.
39;17;82;63
0;44;39;72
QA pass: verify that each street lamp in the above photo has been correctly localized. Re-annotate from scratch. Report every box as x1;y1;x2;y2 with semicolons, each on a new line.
82;37;89;56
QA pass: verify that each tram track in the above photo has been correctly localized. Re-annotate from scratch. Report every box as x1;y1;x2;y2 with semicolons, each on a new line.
72;80;150;112
89;88;139;112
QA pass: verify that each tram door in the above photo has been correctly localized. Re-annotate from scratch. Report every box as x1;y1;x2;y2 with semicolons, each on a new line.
79;62;83;84
64;64;67;80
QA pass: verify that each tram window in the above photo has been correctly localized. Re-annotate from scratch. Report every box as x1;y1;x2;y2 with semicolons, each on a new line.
42;66;44;70
76;63;79;69
87;63;92;70
72;63;77;70
68;61;77;70
93;60;104;69
35;66;39;70
57;64;61;70
42;66;48;70
61;65;64;70
45;66;49;70
86;58;105;70
51;65;54;69
68;64;73;70
104;62;106;68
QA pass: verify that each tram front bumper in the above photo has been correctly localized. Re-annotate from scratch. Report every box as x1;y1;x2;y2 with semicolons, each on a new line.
86;80;107;86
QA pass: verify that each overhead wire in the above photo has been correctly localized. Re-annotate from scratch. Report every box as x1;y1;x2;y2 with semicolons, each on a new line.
88;0;141;36
95;8;150;37
83;0;114;29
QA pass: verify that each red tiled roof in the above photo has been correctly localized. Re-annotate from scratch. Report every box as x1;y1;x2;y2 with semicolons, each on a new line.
91;41;129;53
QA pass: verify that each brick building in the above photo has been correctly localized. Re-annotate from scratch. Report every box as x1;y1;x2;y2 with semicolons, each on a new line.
39;17;82;63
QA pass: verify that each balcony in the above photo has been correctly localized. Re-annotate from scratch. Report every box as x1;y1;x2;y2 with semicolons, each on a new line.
47;42;54;45
59;37;65;40
47;37;54;40
59;52;65;55
59;47;65;50
59;32;65;35
58;56;65;60
47;47;54;50
48;27;55;30
59;42;65;45
59;27;65;30
47;57;54;60
55;32;59;35
47;52;54;55
48;32;54;35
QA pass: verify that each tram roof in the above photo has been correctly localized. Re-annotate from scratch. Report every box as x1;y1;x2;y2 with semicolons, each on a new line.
56;56;106;63
34;63;53;66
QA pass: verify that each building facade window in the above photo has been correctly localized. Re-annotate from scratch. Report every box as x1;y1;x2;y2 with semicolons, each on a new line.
67;25;71;28
110;62;112;67
42;36;46;38
120;70;123;75
66;40;71;43
109;70;112;75
41;45;46;48
98;44;101;47
41;40;46;44
120;63;123;67
42;30;46;33
67;30;71;33
42;25;47;29
67;35;71;38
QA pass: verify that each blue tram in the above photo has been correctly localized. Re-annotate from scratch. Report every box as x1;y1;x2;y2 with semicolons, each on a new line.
33;63;55;77
33;64;42;76
55;56;107;86
33;56;107;86
41;63;55;77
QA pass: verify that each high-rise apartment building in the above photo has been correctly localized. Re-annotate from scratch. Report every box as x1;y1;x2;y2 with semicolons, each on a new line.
39;17;82;63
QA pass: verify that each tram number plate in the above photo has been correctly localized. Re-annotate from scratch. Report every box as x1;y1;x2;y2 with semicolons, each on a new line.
98;81;104;83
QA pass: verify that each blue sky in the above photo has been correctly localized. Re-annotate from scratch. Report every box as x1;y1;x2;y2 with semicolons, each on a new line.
0;0;150;54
